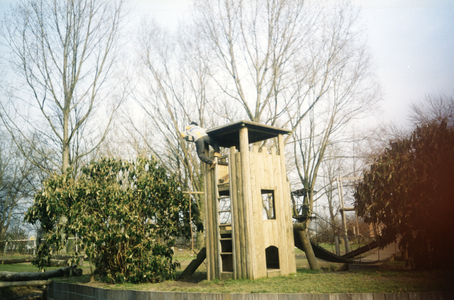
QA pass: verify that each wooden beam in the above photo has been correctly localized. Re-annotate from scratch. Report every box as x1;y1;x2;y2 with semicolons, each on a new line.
0;280;51;288
0;257;33;264
177;248;206;280
340;207;355;212
333;177;361;181
0;266;81;281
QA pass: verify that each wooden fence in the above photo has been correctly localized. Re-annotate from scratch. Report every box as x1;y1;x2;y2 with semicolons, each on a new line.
48;282;454;300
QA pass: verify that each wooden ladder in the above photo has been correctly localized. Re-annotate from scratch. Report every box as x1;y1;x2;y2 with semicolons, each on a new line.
214;156;233;276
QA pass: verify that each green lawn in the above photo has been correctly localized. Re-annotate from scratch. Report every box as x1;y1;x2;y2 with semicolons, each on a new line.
52;268;453;294
2;250;453;294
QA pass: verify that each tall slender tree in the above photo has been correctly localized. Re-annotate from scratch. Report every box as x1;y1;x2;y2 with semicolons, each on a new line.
0;0;126;176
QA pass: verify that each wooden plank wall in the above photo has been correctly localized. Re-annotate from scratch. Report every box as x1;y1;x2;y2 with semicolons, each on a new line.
204;163;219;280
245;144;296;278
48;281;454;300
229;141;295;279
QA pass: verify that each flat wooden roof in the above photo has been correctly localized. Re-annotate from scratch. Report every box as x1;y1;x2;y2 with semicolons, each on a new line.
207;120;291;148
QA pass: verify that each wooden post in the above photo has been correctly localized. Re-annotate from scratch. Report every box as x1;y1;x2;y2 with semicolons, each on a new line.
335;235;340;256
235;148;247;278
338;176;351;253
229;146;241;279
278;134;296;274
204;162;214;280
239;126;256;279
177;247;206;280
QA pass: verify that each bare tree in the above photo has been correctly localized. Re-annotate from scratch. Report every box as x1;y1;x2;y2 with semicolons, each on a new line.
0;133;37;252
133;0;379;262
409;93;454;125
131;20;213;249
319;145;346;240
191;0;379;193
357;93;454;171
0;0;126;176
190;0;379;268
192;0;320;125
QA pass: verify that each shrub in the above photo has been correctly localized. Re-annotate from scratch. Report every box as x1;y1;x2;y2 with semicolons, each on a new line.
26;156;198;283
354;120;454;269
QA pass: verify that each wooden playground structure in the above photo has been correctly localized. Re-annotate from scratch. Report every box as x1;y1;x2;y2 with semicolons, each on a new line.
203;121;296;280
180;121;397;281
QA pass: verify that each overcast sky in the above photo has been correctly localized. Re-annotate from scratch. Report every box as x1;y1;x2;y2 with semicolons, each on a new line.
1;0;453;128
355;0;454;126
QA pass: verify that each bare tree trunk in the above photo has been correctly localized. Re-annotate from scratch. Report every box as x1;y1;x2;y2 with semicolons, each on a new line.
0;280;51;288
0;266;81;281
294;223;319;270
177;247;206;280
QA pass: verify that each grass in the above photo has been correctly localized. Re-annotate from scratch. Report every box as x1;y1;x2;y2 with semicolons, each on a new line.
1;250;453;294
56;268;454;294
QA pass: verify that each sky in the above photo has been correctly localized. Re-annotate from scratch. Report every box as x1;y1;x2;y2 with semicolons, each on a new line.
125;0;454;128
1;0;453;128
353;0;454;126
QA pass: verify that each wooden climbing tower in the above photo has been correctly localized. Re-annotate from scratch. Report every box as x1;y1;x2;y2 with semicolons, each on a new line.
203;121;296;280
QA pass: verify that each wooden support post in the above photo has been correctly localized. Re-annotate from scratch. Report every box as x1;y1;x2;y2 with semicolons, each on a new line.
229;146;241;279
203;162;213;280
335;235;341;256
177;247;206;280
239;126;255;279
337;176;351;253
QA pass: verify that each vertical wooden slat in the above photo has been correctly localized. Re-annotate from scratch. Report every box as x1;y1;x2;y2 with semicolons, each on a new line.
209;165;216;279
229;146;240;279
250;146;260;276
203;163;211;280
274;146;288;273
213;165;221;279
202;165;214;280
205;162;217;280
239;126;256;279
236;151;246;278
278;134;296;274
259;147;269;277
275;136;285;273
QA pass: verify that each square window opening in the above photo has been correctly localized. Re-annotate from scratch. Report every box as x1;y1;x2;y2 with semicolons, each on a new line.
262;189;276;220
